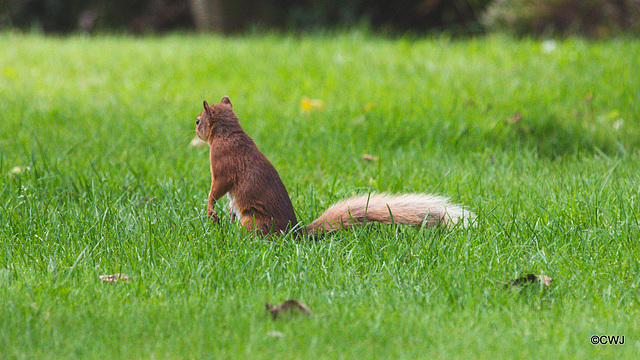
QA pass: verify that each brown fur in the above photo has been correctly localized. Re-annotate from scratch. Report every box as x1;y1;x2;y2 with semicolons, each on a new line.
195;96;297;234
196;97;475;236
306;193;474;232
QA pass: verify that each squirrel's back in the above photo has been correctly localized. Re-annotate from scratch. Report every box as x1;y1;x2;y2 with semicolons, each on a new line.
306;193;475;233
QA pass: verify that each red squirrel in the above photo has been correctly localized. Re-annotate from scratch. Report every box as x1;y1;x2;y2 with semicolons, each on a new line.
195;96;475;235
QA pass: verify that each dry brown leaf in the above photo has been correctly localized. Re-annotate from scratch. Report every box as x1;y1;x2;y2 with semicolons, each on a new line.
503;274;553;288
99;273;130;284
511;112;521;124
362;154;379;162
266;299;312;320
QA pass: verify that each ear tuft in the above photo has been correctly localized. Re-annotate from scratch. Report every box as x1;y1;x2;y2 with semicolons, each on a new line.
203;100;209;111
220;96;232;109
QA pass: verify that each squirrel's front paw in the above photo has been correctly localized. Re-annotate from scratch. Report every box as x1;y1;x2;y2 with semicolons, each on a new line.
208;208;218;222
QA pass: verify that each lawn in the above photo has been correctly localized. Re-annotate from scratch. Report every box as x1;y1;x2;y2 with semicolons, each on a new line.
0;31;639;359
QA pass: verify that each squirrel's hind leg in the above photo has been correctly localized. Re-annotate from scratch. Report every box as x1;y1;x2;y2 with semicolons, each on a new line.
240;216;270;236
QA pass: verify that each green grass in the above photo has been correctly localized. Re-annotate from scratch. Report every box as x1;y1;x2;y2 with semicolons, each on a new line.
1;31;639;359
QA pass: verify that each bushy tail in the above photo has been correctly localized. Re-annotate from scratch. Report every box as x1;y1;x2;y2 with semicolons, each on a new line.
305;193;475;233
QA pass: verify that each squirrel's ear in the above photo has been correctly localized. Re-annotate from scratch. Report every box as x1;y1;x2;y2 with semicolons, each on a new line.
220;96;232;109
203;100;209;111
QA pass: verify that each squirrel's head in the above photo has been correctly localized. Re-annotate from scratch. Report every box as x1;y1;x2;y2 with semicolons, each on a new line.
195;96;235;142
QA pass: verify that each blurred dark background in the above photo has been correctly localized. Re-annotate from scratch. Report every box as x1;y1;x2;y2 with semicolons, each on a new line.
0;0;638;37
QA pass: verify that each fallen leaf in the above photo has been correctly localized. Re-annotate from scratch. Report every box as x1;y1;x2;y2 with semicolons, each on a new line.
362;154;379;162
510;112;521;124
266;299;312;320
301;97;323;112
99;273;130;284
189;136;207;148
502;274;552;288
